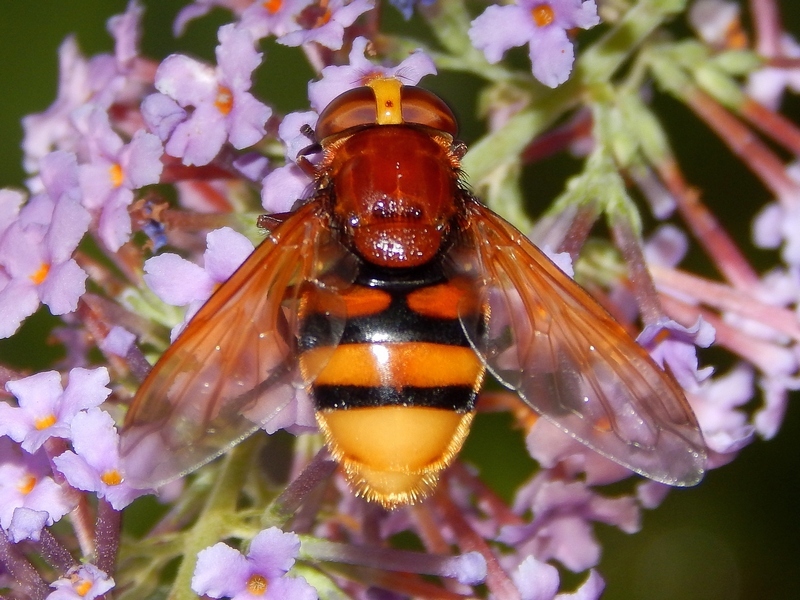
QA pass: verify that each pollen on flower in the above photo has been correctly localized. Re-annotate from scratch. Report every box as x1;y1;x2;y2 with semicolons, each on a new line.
34;414;57;430
263;0;282;13
71;576;93;597
532;3;555;27
246;574;268;595
594;415;613;433
215;85;234;115
29;262;50;285
17;474;37;495
298;0;332;29
653;328;673;345
100;469;123;486
724;17;748;49
109;163;124;187
315;9;332;28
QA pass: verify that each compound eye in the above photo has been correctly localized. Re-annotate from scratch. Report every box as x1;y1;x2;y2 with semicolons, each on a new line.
400;86;458;137
315;87;378;141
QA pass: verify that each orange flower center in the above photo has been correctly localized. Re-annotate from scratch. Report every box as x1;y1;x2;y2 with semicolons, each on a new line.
652;328;672;345
100;469;123;486
215;85;234;115
262;0;282;13
315;7;332;27
297;0;331;29
72;578;93;597
724;18;748;50
30;263;51;285
109;163;124;187
34;414;57;430
17;474;37;495
532;4;555;27
246;574;268;595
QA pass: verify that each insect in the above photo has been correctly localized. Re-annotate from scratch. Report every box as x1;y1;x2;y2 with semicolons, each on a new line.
120;77;706;508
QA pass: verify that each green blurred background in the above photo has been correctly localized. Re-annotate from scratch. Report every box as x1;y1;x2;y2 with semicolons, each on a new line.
0;1;798;598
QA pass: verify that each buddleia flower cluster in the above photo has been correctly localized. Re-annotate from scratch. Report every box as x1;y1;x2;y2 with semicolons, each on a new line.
0;1;797;598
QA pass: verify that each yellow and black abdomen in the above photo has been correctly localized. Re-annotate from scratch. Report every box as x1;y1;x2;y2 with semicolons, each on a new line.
298;260;487;508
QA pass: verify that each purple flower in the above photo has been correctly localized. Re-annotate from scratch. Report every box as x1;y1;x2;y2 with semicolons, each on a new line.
22;2;145;174
233;152;271;183
277;0;374;50
143;226;254;337
53;408;150;509
0;188;26;240
77;107;163;251
99;325;137;357
0;367;111;453
688;365;755;461
756;373;799;439
307;36;436;111
526;419;634;486
0;440;77;533
107;0;144;67
239;0;311;41
689;0;741;49
8;507;50;543
0;153;90;338
469;0;600;88
512;556;605;600
142;24;271;166
261;111;318;213
261;163;312;213
174;0;251;37
278;111;320;163
500;477;639;572
191;527;317;600
260;387;318;436
21;38;119;173
636;479;672;510
747;34;800;110
637;317;715;393
644;225;688;268
752;164;800;265
47;564;114;600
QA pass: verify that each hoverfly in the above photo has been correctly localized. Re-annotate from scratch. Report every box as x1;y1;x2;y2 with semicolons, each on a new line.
120;77;706;508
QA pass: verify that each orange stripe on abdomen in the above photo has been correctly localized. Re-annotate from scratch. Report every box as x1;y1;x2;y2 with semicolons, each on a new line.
340;286;392;317
301;342;485;389
406;282;466;319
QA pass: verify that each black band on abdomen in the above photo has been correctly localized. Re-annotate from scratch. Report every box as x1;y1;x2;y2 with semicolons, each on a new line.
312;384;477;412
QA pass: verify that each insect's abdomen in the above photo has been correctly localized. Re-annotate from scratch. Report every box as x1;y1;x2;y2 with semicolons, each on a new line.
298;261;486;508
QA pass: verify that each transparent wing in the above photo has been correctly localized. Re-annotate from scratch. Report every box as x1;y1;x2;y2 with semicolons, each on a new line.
120;202;357;488
452;201;706;486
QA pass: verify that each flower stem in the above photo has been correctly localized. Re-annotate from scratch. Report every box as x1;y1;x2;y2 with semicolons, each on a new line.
684;87;798;201
262;448;338;529
433;491;520;599
611;217;664;326
749;0;783;56
740;98;800;156
0;531;49;600
168;436;258;600
71;495;96;558
651;264;800;341
659;294;795;376
35;528;77;573
657;158;760;288
301;537;481;583
95;499;121;575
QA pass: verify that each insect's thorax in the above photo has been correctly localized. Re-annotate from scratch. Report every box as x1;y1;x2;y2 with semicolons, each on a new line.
297;257;487;508
324;125;462;269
